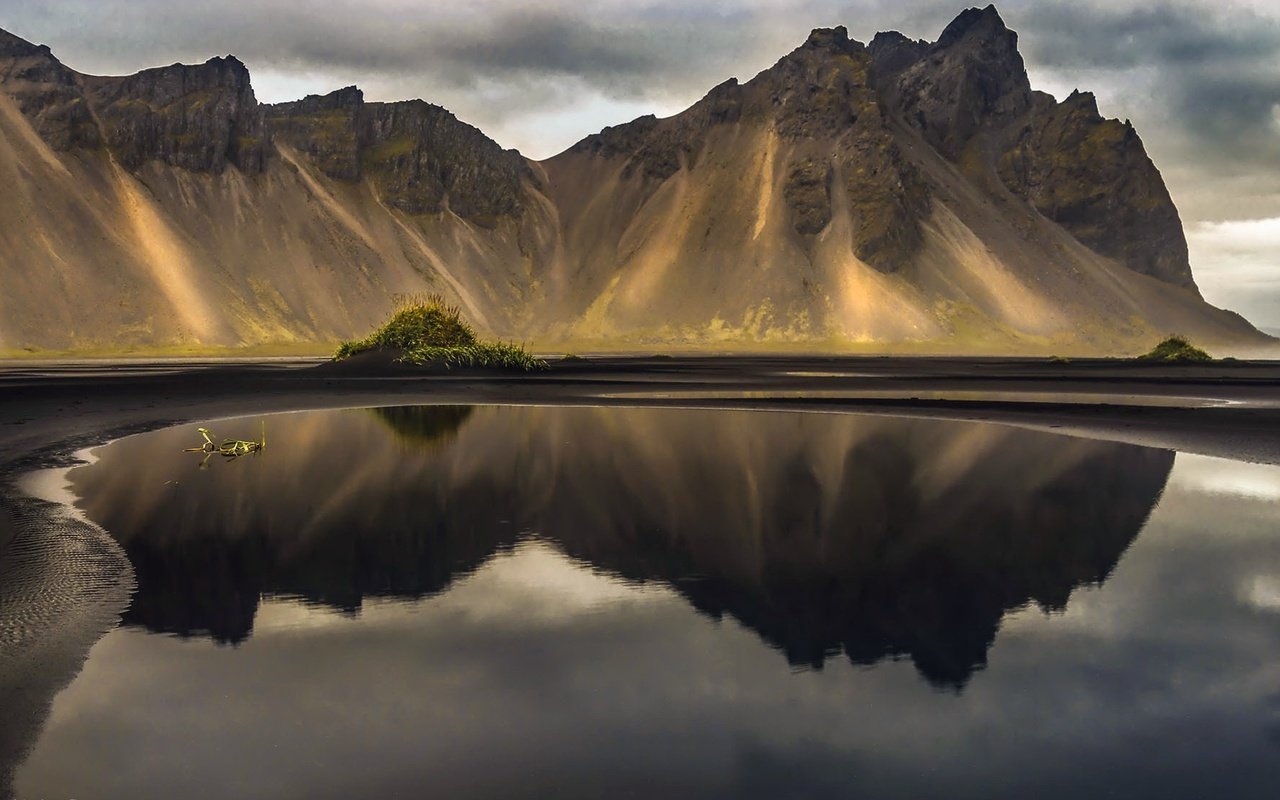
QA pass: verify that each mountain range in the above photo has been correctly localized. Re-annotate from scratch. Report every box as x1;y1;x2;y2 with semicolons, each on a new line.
0;5;1268;354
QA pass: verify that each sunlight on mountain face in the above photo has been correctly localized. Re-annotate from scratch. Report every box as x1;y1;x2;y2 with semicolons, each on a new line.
0;6;1270;354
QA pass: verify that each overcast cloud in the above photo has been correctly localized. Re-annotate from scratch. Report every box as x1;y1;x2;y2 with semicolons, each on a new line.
1;0;1277;328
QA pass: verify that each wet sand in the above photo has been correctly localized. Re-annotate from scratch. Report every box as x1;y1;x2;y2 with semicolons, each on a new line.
2;356;1280;483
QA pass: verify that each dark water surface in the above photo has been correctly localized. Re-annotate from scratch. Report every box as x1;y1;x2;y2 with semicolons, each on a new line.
14;406;1280;798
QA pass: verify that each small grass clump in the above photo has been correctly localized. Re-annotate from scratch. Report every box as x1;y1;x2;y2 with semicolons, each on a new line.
335;294;546;371
399;342;546;370
1139;334;1213;363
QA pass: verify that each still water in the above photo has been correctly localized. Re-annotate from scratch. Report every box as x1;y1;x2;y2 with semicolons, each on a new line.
13;406;1280;798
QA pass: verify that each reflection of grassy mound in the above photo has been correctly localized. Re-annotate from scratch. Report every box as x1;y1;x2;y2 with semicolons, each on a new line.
370;405;474;448
335;295;546;371
1139;334;1213;363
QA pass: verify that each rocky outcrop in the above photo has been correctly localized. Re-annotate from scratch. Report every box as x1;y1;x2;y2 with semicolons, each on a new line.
0;28;99;150
561;24;928;272
566;81;743;182
360;100;530;223
784;159;833;235
770;27;930;270
879;5;1031;160
82;56;267;174
267;89;530;225
998;90;1196;289
866;31;929;80
0;35;266;174
870;5;1196;290
264;85;364;180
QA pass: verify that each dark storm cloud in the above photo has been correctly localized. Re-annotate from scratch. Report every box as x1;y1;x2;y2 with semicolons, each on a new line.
261;8;671;84
429;10;661;78
1024;2;1280;69
0;1;778;99
1014;2;1280;175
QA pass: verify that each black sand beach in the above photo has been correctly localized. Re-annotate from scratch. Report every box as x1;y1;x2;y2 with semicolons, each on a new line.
2;356;1280;483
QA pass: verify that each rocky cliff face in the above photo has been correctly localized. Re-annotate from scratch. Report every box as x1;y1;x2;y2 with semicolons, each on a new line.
869;4;1195;291
0;7;1266;353
267;89;531;225
0;33;266;173
564;26;927;273
0;28;99;150
879;5;1032;160
997;90;1196;289
764;26;930;272
82;56;267;174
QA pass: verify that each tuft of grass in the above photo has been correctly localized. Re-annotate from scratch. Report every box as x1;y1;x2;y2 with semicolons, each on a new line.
336;293;475;357
1138;334;1213;363
335;294;546;371
400;342;546;371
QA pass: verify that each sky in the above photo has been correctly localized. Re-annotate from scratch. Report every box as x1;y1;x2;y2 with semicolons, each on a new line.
1;0;1278;329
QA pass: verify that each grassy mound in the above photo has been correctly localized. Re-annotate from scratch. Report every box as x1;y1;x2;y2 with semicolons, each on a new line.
1139;334;1213;363
335;295;546;371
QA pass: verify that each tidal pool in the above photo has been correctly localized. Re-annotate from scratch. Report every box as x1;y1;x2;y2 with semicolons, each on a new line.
11;406;1280;798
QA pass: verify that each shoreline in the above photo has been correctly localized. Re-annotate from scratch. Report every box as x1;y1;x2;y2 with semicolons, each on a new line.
4;355;1280;479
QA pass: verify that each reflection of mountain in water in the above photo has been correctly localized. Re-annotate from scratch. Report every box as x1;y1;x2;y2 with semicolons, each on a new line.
70;406;1174;687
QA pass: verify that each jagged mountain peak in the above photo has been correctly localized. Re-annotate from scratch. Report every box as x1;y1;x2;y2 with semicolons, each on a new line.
267;83;530;222
867;31;930;78
800;25;862;54
1062;88;1101;114
273;84;365;115
0;13;1265;353
114;53;255;91
937;4;1011;48
883;4;1030;160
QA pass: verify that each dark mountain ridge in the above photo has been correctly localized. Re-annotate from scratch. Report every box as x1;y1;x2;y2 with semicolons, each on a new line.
0;6;1266;353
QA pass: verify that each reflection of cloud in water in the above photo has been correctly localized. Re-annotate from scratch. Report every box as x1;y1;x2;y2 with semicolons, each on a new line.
254;539;669;636
1170;453;1280;501
1243;575;1280;611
